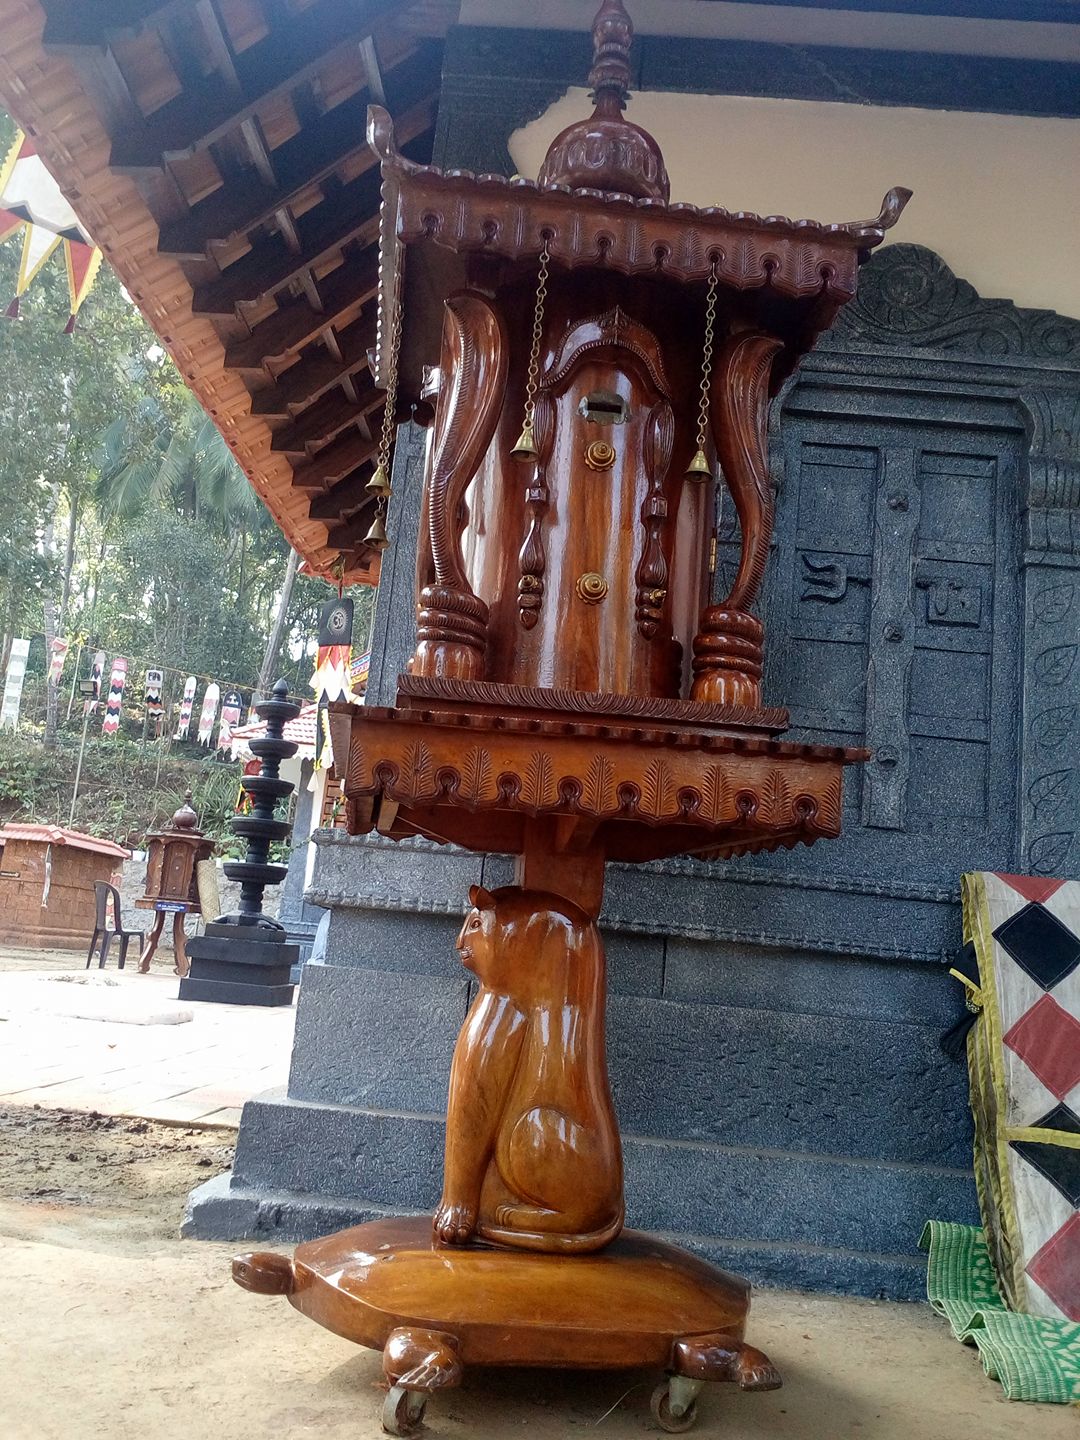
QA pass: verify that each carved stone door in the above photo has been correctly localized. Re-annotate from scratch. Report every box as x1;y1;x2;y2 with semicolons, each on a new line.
754;412;1022;883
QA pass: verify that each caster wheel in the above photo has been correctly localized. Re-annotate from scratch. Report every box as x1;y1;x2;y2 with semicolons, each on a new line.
651;1380;699;1433
381;1384;428;1436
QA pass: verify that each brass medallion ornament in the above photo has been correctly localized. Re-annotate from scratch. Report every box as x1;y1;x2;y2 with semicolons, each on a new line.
576;571;609;603
584;439;616;470
234;0;909;1431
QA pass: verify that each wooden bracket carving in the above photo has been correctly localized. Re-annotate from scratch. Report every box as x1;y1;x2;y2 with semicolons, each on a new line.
712;331;783;614
413;293;508;679
688;331;782;705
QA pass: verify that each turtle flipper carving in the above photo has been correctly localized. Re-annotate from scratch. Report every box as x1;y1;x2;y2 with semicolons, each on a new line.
672;1332;782;1390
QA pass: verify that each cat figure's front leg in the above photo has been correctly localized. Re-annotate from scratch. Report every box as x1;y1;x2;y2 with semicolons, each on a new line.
433;1197;478;1245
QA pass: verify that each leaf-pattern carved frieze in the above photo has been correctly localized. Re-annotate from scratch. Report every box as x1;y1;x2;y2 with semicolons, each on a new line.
345;713;853;847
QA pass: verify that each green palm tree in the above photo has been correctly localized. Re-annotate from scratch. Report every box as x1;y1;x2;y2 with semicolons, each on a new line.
95;390;262;529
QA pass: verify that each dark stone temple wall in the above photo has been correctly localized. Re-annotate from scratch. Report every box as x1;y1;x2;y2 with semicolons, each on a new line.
186;27;1080;1299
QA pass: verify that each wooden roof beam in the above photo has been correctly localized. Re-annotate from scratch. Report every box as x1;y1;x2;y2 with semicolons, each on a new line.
105;0;406;171
249;312;378;417
310;469;378;522
327;503;379;551
224;245;379;369
191;122;431;318
291;432;378;493
41;0;196;50
271;381;382;458
156;53;441;256
191;168;383;317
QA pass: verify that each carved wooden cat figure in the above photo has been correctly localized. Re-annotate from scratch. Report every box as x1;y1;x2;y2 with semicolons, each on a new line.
434;884;624;1253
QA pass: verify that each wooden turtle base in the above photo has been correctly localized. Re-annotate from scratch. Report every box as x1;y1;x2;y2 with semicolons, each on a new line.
234;1216;780;1435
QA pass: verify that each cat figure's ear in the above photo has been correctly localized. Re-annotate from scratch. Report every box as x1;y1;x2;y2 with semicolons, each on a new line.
468;884;495;910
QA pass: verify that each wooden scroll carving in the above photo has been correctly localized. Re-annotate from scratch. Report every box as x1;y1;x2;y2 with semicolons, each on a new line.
413;294;508;679
434;884;624;1254
635;401;674;638
518;392;556;628
691;331;782;707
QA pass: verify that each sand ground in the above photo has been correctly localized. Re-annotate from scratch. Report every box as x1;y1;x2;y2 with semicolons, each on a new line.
1;1104;1076;1440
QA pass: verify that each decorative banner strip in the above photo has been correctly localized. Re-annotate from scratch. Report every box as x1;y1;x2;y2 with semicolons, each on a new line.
101;657;128;736
175;675;197;738
0;129;102;326
0;638;31;729
144;667;164;716
312;596;353;703
217;689;243;751
349;649;370;695
83;649;105;714
47;637;69;686
62;237;103;333
197;682;220;746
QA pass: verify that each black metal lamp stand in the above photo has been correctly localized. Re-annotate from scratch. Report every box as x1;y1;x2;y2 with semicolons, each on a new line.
179;680;302;1006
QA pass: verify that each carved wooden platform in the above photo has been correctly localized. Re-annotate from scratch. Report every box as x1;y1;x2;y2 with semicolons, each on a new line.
344;702;864;863
235;1217;779;1434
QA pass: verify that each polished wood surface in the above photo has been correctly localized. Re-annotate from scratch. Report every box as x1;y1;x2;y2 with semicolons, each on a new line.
136;907;191;978
234;1216;753;1372
222;0;901;1422
435;885;622;1254
136;804;213;976
344;704;860;865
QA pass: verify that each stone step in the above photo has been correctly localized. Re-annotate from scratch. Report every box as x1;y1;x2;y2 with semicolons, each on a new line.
288;963;973;1167
202;1091;976;1299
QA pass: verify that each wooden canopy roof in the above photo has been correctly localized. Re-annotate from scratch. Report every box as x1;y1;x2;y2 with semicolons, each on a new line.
0;0;456;586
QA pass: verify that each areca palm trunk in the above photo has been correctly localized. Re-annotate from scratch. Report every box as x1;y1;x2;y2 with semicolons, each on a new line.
255;546;299;704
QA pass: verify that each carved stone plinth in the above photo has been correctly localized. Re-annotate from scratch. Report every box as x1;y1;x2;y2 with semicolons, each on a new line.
235;1216;779;1435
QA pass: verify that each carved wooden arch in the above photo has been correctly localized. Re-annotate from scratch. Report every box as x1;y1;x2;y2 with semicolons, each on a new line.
541;306;673;401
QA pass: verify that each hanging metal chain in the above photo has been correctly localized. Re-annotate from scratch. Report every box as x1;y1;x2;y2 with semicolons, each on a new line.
373;283;404;489
511;242;550;458
695;261;719;453
525;244;550;429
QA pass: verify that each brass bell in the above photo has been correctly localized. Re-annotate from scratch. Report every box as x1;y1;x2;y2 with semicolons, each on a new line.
685;447;712;481
363;509;389;552
365;463;392;498
510;421;538;460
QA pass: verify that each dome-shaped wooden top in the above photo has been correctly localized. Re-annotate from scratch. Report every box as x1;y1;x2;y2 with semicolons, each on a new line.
537;0;670;203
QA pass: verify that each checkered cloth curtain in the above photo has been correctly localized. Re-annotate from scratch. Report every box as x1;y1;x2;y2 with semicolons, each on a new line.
960;872;1080;1323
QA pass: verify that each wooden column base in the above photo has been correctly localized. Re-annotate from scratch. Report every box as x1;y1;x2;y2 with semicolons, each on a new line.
690;608;764;708
411;585;489;679
234;1216;780;1435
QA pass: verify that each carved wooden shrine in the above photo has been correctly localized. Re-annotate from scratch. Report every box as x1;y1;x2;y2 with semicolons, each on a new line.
135;795;214;977
236;3;908;1432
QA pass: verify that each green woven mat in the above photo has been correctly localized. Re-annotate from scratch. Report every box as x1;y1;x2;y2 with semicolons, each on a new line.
920;1221;1080;1405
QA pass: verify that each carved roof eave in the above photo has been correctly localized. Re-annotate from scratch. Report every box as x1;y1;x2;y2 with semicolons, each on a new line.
368;105;910;385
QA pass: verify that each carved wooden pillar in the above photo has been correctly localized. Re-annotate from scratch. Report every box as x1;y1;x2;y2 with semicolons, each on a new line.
411;293;508;680
691;332;783;707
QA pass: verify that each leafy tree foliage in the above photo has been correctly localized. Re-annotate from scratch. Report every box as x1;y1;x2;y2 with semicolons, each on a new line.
0;107;371;755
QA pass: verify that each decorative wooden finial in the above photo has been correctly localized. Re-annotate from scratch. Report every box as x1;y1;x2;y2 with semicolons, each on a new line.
588;0;633;110
537;0;670;202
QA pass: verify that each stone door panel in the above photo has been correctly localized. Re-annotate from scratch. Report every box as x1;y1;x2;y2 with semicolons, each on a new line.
746;411;1022;885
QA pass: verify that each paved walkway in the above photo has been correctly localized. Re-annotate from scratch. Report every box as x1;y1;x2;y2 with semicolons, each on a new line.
0;947;294;1127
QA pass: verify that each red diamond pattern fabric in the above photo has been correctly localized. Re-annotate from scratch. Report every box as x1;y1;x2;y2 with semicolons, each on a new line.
1026;1212;1080;1323
962;872;1080;1323
994;873;1066;906
1003;996;1080;1101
